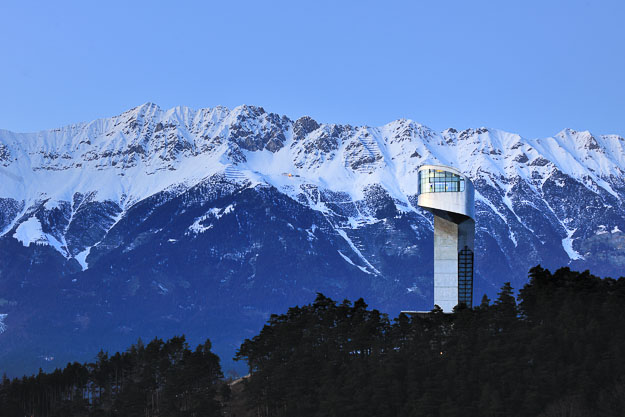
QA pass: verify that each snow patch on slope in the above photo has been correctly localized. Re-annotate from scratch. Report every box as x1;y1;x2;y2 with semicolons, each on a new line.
562;228;584;260
13;217;46;246
187;204;235;234
188;217;214;235
75;248;91;271
337;250;372;275
475;191;517;246
210;204;235;219
13;217;65;253
335;229;381;275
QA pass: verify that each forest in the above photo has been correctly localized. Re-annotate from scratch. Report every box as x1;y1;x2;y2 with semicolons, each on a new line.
2;266;625;416
0;336;227;416
235;266;625;417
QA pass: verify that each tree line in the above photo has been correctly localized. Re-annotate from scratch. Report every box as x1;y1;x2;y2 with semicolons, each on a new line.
0;336;226;417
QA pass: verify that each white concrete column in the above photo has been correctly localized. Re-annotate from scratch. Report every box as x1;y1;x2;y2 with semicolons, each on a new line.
434;215;459;312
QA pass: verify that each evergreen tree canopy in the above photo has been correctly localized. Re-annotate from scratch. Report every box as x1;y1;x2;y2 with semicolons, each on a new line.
236;267;625;417
0;336;225;417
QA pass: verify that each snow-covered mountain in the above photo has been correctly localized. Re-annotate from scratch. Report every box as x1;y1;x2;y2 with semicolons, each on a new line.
1;103;624;375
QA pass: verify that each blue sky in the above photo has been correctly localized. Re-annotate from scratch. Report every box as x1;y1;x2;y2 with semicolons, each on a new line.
1;0;624;138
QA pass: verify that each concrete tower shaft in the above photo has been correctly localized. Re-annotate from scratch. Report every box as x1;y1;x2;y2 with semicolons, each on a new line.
417;165;475;312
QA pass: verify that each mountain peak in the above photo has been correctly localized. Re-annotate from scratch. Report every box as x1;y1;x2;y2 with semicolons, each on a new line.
1;103;623;206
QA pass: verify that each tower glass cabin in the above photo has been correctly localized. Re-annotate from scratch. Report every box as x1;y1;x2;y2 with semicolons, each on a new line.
417;165;475;312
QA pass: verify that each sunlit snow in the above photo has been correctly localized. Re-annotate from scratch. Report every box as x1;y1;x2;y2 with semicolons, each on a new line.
1;103;624;270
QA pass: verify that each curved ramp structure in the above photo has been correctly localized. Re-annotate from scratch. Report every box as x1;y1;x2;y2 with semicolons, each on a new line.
417;165;475;312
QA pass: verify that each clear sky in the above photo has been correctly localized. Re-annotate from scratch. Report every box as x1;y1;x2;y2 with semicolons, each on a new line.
1;0;624;138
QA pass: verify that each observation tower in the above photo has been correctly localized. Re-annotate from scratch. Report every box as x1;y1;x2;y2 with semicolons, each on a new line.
417;165;475;312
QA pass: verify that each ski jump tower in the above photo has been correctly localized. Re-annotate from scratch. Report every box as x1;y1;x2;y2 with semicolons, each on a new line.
417;165;475;312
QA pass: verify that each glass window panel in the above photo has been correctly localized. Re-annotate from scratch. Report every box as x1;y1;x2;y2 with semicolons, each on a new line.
418;170;467;193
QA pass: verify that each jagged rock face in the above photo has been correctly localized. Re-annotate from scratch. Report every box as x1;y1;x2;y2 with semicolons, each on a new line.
228;106;289;153
0;145;11;165
293;116;320;141
1;103;625;376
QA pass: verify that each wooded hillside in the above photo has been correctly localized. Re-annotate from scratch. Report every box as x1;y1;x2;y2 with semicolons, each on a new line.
236;266;625;417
